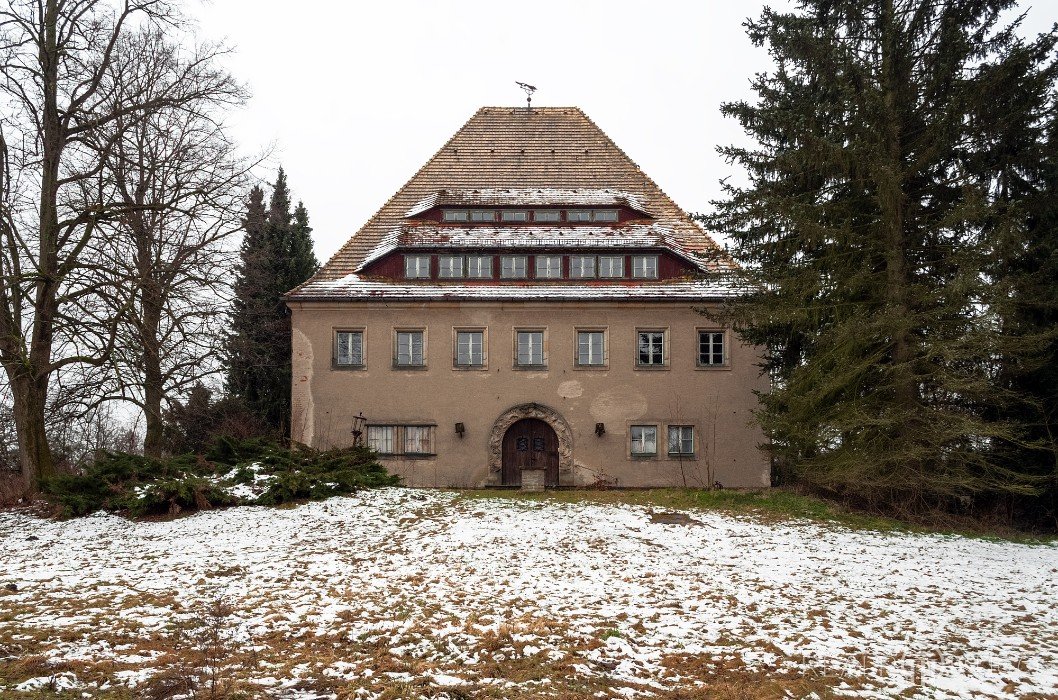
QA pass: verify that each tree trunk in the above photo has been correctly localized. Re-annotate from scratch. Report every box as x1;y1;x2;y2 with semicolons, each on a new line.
141;280;165;458
10;373;54;493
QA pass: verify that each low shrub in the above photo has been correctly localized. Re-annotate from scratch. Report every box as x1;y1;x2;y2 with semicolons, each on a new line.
42;438;400;517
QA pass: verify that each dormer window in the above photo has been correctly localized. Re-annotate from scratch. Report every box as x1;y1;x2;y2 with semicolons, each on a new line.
501;210;529;222
442;210;469;222
405;254;431;278
599;255;624;278
567;209;592;222
470;210;496;222
500;255;528;279
534;210;561;222
632;255;658;279
570;255;596;278
438;254;464;278
593;209;619;222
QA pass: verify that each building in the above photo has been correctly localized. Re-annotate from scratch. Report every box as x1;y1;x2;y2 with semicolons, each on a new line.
285;107;769;489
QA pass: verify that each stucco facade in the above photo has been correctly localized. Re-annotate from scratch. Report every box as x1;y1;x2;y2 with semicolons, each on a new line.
289;300;770;488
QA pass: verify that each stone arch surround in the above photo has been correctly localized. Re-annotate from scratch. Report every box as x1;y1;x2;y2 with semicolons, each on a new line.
487;403;574;486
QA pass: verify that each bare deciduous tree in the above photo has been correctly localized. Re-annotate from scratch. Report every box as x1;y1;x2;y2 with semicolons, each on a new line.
0;0;243;491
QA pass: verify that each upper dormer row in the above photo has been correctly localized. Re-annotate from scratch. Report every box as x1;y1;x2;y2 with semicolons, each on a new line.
411;207;644;225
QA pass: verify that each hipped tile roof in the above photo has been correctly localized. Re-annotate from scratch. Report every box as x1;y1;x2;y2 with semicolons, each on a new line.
289;106;731;300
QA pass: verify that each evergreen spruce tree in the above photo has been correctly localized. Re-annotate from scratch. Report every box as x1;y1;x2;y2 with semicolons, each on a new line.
227;169;319;435
706;0;1057;509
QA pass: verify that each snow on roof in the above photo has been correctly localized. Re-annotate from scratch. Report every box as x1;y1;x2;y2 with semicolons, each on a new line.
289;273;743;302
405;188;652;217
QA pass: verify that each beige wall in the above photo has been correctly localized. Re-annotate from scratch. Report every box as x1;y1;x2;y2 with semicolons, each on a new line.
288;300;770;488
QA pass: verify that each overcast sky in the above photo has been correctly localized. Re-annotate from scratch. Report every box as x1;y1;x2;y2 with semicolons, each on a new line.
190;1;1057;261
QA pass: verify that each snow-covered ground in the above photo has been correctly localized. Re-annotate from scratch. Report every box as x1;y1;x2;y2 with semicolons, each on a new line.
0;488;1056;698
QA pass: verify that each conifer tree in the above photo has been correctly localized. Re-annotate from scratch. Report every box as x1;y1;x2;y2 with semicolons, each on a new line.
227;169;319;435
706;0;1057;508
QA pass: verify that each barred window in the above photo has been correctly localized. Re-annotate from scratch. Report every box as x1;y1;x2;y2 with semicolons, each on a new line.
404;426;433;454
367;426;396;454
335;331;364;367
368;425;435;456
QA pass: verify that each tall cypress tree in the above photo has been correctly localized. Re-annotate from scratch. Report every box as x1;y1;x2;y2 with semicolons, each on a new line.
706;0;1057;508
227;169;319;435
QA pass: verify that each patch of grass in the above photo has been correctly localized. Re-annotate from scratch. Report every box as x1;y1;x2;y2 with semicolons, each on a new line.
456;488;1057;543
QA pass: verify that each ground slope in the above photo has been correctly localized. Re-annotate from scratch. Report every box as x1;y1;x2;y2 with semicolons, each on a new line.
0;489;1055;698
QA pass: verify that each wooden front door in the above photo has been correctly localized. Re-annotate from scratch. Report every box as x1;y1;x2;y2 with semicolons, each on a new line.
501;418;559;487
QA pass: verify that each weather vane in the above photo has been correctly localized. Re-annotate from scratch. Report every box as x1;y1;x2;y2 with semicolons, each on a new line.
516;81;537;110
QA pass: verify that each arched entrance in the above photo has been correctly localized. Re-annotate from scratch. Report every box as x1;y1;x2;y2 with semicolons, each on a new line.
501;418;559;487
487;402;574;486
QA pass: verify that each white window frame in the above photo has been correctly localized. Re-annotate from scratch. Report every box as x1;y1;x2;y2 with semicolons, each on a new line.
501;210;529;222
455;329;486;368
570;255;596;279
697;330;726;367
593;209;619;222
515;329;546;367
567;209;592;222
598;255;625;278
533;210;561;222
404;254;431;279
394;329;425;367
367;425;396;454
576;330;607;367
630;425;658;456
470;210;496;222
437;254;465;279
442;210;469;222
632;255;659;279
668;425;695;456
334;329;365;368
466;255;493;278
637;330;666;367
535;255;563;279
500;255;528;279
404;426;434;455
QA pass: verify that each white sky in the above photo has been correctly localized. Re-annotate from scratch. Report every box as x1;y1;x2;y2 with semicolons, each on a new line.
191;0;1057;261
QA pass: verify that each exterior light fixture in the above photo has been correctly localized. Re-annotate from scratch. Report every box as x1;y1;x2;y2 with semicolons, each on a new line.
455;422;466;438
351;412;367;446
595;422;605;436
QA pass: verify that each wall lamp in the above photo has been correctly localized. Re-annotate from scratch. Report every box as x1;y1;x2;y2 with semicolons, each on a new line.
595;422;606;437
455;422;466;438
351;412;367;446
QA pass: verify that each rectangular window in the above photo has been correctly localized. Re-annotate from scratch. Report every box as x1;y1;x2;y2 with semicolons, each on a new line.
698;331;725;366
631;426;657;456
442;210;468;222
570;255;596;278
404;426;433;455
395;330;424;367
437;254;464;278
516;331;545;366
335;330;364;367
534;210;561;222
470;210;495;222
637;331;665;366
668;426;694;456
577;331;606;366
455;330;485;367
567;209;592;222
367;425;396;454
501;210;528;222
632;255;658;279
466;255;493;278
598;255;624;278
404;255;431;279
593;209;619;222
500;255;528;279
535;255;563;279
